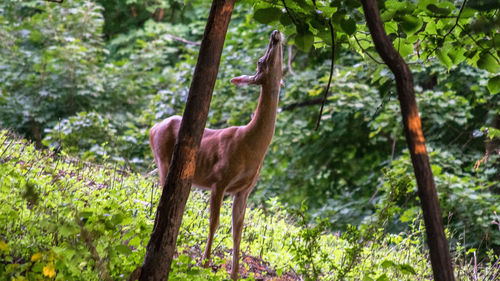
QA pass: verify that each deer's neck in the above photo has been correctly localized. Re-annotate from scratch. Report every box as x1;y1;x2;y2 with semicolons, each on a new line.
244;82;280;152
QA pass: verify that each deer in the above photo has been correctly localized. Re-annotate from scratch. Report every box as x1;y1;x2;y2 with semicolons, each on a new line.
149;30;283;280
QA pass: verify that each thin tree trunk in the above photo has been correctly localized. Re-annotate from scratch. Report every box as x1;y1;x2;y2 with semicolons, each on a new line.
138;1;236;280
360;0;455;280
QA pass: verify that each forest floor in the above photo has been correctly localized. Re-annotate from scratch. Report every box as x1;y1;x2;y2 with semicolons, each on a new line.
178;245;301;281
2;130;499;281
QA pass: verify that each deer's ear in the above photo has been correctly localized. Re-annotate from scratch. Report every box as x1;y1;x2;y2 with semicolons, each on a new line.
231;75;255;87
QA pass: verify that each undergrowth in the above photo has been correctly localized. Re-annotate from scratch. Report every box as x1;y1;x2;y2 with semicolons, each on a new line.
0;130;499;280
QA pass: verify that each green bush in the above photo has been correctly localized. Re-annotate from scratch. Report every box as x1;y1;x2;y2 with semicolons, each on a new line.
1;130;498;280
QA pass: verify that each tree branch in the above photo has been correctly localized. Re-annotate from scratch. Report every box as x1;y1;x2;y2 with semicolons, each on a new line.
165;34;201;46
354;34;383;64
281;0;299;26
457;24;500;64
315;19;335;130
427;0;467;60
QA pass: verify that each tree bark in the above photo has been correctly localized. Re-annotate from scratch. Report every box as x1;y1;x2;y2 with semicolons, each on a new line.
139;1;236;280
360;1;455;280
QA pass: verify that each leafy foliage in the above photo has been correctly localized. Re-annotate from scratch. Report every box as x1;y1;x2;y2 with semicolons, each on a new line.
0;0;105;145
0;0;499;277
0;131;152;280
1;130;498;280
250;0;500;256
289;202;331;280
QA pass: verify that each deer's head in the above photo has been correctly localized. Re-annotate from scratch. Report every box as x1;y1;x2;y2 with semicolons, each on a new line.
231;30;283;87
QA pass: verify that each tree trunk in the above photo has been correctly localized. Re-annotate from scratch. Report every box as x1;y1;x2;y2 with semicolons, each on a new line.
138;1;236;280
29;119;43;149
360;0;455;280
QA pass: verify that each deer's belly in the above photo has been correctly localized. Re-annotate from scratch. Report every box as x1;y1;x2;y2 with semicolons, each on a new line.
191;164;260;195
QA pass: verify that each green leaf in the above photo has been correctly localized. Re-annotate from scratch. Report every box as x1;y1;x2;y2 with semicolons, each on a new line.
477;52;499;73
111;213;124;226
487;128;500;140
30;30;42;43
494;33;500;46
178;254;190;264
466;248;477;255
396;40;413;58
317;28;332;45
381;260;395;269
80;211;93;219
398;263;417;275
487;75;500;94
447;47;466;65
426;4;451;15
115;244;132;255
310;17;326;31
332;10;346;25
254;7;281;24
417;0;437;9
59;224;77;237
468;0;500;11
279;13;293;26
376;273;389;281
385;0;407;12
295;28;314;52
384;21;398;34
340;17;356;35
400;207;419;223
436;49;453;69
399;15;423;35
424;20;437;34
345;0;362;9
0;240;9;252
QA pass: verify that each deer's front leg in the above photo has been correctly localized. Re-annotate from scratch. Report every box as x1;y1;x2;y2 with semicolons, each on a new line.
230;191;250;280
202;186;225;267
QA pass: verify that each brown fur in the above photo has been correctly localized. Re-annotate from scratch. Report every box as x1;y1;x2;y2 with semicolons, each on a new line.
149;30;283;280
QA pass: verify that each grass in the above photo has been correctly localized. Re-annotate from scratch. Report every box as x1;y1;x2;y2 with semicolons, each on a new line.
0;129;498;280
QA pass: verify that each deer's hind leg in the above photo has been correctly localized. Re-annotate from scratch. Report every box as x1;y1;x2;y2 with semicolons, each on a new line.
230;190;250;280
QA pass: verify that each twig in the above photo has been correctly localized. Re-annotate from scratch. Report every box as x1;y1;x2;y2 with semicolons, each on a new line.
391;130;397;161
281;0;299;26
164;34;200;46
0;139;14;160
473;251;477;281
457;24;500;64
149;182;156;217
315;19;335;130
354;34;383;64
427;0;467;60
44;0;64;3
486;257;500;280
372;91;392;118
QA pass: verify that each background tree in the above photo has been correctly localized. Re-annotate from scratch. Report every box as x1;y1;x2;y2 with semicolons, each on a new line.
250;0;499;258
360;0;454;279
